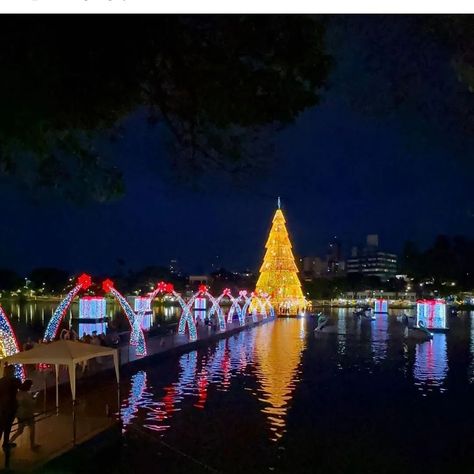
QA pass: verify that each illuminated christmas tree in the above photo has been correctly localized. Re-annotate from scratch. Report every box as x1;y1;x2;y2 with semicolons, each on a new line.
255;199;306;315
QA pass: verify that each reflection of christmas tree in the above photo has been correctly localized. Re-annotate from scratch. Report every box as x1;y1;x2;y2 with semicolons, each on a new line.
255;200;306;314
254;318;306;441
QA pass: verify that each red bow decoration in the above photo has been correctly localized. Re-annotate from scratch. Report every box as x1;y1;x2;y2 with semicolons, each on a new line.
102;279;114;292
77;273;92;290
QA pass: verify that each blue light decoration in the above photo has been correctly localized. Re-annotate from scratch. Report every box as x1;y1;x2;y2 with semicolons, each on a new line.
177;294;198;341
0;305;24;380
194;296;207;322
77;296;107;338
416;299;448;332
241;293;253;324
121;371;148;427
146;281;196;342
79;296;106;319
102;279;147;356
374;299;388;314
195;285;225;331
44;274;92;342
413;333;448;392
133;297;153;332
219;289;244;326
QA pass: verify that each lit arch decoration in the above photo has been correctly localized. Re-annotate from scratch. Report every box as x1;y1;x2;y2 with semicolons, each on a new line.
241;292;258;323
43;273;92;342
102;279;147;357
210;288;244;326
262;294;275;318
149;282;197;342
198;285;226;331
0;305;24;380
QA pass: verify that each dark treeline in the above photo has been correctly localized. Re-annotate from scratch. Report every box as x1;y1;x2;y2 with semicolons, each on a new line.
1;235;473;298
0;265;255;296
401;235;474;290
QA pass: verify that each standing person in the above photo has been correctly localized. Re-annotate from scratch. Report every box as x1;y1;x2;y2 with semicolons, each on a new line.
10;380;40;451
0;365;22;450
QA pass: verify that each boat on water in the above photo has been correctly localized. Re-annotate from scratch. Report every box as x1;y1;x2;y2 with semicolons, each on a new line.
396;313;416;327
404;322;433;341
314;314;329;332
353;306;375;321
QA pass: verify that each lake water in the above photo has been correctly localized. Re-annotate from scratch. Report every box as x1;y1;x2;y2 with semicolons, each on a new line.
116;310;474;474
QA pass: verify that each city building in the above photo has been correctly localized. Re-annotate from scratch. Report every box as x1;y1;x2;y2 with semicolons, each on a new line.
341;290;417;304
346;234;397;280
300;256;326;280
327;236;342;274
299;237;345;280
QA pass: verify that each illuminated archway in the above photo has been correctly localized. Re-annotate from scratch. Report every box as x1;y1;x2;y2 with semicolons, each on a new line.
102;279;147;357
197;285;226;331
213;288;244;326
0;305;24;380
241;292;259;323
43;273;91;342
148;282;198;341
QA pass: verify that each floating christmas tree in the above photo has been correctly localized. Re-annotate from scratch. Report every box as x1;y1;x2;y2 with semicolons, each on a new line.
255;198;306;315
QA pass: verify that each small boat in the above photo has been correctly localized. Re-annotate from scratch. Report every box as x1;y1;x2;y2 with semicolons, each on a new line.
396;313;415;327
354;306;375;321
314;326;346;336
404;322;433;341
314;314;329;332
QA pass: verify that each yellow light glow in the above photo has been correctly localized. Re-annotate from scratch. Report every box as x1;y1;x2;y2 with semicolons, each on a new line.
255;207;306;315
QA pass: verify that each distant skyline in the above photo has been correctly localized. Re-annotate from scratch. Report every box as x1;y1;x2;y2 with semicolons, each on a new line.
0;16;473;275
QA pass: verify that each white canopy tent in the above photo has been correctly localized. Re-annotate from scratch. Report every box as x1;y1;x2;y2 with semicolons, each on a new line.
0;340;120;443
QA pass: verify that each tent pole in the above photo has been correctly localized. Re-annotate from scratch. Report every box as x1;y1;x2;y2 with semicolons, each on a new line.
43;374;47;414
72;399;77;446
55;364;59;414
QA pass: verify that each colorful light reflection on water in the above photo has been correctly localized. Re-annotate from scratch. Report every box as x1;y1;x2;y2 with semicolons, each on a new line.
115;311;474;473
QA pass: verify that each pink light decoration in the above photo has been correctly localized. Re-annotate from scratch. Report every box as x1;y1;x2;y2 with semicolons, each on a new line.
43;273;92;342
416;299;447;330
102;279;147;356
0;305;24;380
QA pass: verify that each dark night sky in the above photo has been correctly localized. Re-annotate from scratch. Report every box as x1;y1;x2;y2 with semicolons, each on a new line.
0;16;473;275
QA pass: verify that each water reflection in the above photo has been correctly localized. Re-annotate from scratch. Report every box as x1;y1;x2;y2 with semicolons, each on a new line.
337;308;346;356
120;320;305;441
371;313;389;363
413;334;448;393
122;371;151;426
469;311;474;383
254;318;306;441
